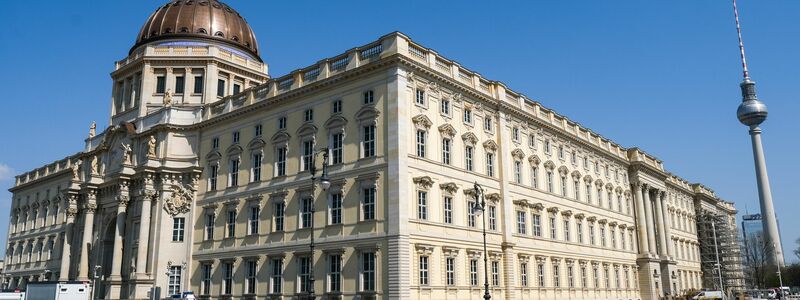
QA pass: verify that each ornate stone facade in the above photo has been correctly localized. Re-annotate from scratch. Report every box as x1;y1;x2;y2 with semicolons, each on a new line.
4;1;742;300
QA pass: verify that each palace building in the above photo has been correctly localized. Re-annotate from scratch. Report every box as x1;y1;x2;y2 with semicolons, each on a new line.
4;1;743;299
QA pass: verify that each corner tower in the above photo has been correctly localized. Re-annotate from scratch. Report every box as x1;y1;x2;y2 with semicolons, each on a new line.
109;0;268;125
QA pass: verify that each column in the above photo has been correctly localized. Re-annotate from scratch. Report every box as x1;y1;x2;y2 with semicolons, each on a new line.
77;191;97;281
653;190;668;259
109;198;128;280
59;208;77;281
633;183;650;256
661;193;675;259
135;191;153;277
642;186;657;255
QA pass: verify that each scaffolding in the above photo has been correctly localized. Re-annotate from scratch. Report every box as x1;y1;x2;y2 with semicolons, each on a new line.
697;211;746;297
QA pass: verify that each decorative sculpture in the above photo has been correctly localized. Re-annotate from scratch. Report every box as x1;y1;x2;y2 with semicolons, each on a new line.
120;143;132;164
147;135;157;158
163;184;193;216
90;156;98;174
164;89;173;107
71;159;82;180
89;121;96;138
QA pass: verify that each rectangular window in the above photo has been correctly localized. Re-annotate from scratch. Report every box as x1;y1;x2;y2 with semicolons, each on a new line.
361;252;376;291
304;108;314;122
333;99;342;113
443;196;453;224
255;124;263;136
299;256;311;292
446;257;455;286
547;171;554;192
553;264;560;288
558;146;565;159
577;220;584;243
223;262;233;294
520;262;528;287
246;260;257;294
278;116;287;129
533;214;542;237
201;264;212;295
274;202;285;231
611;228;617;249
415;89;425;105
600;226;607;247
168;265;182;295
172;217;185;242
486;152;494;177
302;140;313;172
440;98;450;115
492;261;500;286
512;127;520;141
593;267;600;288
532;166;539;189
209;165;218;191
550;215;557;239
615;269;620;289
329;254;342;292
586;183;592;202
564;219;571;242
604;268;610;288
252;153;262;182
217;79;225;97
589;223;596;245
330;193;343;225
581;266;588;288
233;131;240;144
212;137;220;149
517;211;527;234
276;147;287;176
574;179;580;200
442;138;451;165
229;158;240;187
537;263;545;287
226;210;236;238
156;76;166;94
416;130;426;157
233;83;241;94
470;259;479;286
363;90;374;104
301;198;313;228
175;76;185;94
249;206;260;235
463;108;472;124
205;213;215;240
465;146;474;171
568;265;575;288
514;161;522;183
331;133;344;164
271;258;283;294
363;125;376;157
484;117;493;132
419;256;429;285
467;200;477;228
193;76;204;94
488;206;497;231
363;187;376;220
417;191;428;220
561;176;568;196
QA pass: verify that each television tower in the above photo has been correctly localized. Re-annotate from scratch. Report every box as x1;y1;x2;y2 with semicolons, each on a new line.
733;0;785;266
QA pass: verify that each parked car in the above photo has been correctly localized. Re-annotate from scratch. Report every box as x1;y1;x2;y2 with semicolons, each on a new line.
692;290;723;300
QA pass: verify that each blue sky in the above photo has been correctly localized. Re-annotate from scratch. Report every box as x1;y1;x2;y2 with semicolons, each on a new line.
0;1;798;261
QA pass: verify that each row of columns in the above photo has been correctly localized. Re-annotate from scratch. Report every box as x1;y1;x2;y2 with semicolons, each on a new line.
55;176;156;288
632;183;673;260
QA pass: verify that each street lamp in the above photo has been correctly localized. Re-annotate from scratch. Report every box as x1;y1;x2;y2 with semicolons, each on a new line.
91;265;102;300
307;147;330;300
472;182;491;300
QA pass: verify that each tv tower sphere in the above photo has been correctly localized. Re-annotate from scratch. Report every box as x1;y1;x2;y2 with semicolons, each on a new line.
737;78;768;126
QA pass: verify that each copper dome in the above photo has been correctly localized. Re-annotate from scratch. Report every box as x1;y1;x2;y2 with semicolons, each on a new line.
132;0;261;61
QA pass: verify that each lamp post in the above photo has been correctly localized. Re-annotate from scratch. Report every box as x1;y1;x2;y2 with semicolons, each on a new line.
91;265;101;300
307;148;330;300
472;182;491;300
774;242;785;299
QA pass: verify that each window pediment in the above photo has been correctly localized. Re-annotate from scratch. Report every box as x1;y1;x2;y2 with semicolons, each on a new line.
356;105;380;123
511;148;525;160
247;138;266;151
412;114;433;130
438;124;457;138
297;123;318;137
206;150;222;161
483;140;498;151
226;144;243;156
412;176;434;190
325;115;348;129
461;132;478;145
271;131;291;144
528;155;541;165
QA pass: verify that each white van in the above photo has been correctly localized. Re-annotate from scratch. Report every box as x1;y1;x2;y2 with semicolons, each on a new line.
0;292;25;300
692;290;723;300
